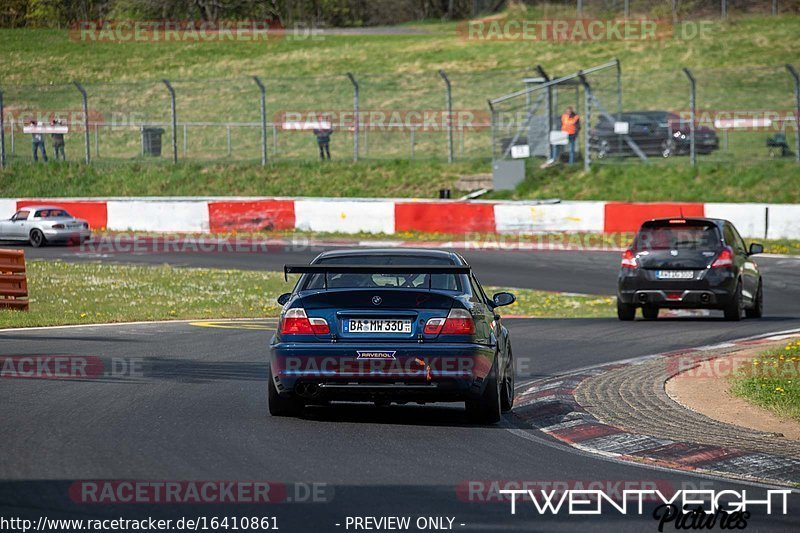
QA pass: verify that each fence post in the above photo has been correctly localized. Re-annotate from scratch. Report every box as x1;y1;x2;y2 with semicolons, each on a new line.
487;100;496;161
773;0;778;15
253;76;267;165
580;75;591;172
721;0;727;18
577;0;582;17
346;73;359;162
0;88;5;169
72;81;91;164
682;68;697;167
624;0;629;18
615;58;623;155
162;79;178;163
787;64;800;163
438;70;454;163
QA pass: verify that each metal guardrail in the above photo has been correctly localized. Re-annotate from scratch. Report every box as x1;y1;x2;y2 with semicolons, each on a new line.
0;249;29;311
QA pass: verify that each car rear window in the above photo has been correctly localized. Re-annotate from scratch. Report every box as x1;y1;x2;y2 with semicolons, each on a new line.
303;255;462;291
633;222;721;250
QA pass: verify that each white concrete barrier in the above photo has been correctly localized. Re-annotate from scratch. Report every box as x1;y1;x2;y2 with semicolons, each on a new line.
106;200;210;232
294;200;395;234
704;203;768;239
494;201;606;233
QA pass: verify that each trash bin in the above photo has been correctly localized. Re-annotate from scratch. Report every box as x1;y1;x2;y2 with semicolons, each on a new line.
141;127;165;157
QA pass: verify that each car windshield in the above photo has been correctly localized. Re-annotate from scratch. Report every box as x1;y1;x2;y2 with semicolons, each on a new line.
633;224;721;250
303;255;462;291
34;209;70;218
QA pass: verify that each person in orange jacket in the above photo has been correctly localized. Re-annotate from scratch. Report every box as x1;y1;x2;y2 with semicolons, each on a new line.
548;106;580;165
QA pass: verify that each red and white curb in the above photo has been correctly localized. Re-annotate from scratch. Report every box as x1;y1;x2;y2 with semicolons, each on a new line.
513;329;800;487
3;197;800;240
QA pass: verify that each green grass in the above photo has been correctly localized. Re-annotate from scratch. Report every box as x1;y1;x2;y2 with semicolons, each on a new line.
485;159;800;203
730;340;800;422
0;159;485;198
3;157;800;204
1;12;798;200
0;260;614;329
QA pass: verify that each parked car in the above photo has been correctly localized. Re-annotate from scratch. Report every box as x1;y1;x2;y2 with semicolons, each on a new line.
590;111;719;159
617;217;763;321
0;206;91;247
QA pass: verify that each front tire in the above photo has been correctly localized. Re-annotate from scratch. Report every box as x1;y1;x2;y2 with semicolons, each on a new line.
617;298;636;321
724;281;743;321
642;306;659;320
466;358;502;424
745;281;763;319
29;229;45;248
267;365;303;417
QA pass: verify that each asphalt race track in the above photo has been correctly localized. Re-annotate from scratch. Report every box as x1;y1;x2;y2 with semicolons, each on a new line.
2;244;800;531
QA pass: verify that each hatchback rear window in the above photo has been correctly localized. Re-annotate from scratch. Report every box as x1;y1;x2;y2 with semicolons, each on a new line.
303;255;462;291
633;223;720;250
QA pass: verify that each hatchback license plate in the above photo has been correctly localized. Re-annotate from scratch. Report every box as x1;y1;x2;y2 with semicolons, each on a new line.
656;270;694;280
346;319;412;334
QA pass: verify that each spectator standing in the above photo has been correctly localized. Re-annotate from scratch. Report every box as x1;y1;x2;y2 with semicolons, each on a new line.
51;119;66;161
31;121;48;162
546;106;580;165
313;126;332;160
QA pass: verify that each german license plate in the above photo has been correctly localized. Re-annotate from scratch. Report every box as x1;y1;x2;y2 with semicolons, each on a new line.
656;270;694;280
345;319;412;334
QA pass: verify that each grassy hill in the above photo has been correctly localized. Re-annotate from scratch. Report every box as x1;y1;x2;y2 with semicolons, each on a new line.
1;9;798;201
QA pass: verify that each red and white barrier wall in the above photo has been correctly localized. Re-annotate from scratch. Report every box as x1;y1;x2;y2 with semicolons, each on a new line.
1;197;799;239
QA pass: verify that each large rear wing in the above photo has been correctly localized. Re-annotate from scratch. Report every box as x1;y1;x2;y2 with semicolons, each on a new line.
284;264;471;289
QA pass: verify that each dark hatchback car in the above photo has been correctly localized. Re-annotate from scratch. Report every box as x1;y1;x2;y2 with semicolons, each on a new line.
617;218;763;321
269;249;516;423
590;111;719;159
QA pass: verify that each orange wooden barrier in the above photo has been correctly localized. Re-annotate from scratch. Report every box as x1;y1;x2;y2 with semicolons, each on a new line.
0;249;29;311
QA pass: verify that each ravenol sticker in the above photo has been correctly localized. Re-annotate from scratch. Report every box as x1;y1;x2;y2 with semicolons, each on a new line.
356;351;397;360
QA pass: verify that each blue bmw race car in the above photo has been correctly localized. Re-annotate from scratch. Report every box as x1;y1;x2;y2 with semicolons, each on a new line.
268;249;516;423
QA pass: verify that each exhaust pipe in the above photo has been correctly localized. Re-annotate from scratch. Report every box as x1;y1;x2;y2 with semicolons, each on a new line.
296;383;320;398
638;293;648;303
700;293;711;304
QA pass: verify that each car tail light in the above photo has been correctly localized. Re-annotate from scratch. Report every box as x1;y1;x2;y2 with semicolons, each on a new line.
425;309;475;336
83;222;89;229
711;248;733;268
52;224;65;229
279;308;329;335
308;317;330;334
621;249;638;269
423;317;446;335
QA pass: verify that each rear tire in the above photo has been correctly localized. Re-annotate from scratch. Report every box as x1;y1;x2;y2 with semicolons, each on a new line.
724;281;743;321
617;298;636;321
500;349;514;413
745;281;763;319
267;365;303;417
466;358;502;424
642;306;659;320
29;229;45;248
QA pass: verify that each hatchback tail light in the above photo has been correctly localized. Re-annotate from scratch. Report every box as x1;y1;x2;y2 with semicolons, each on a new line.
621;249;638;269
279;308;329;335
52;224;65;229
711;248;733;268
424;308;475;336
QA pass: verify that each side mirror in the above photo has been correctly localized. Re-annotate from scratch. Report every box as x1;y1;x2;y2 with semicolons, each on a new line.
277;293;291;306
492;292;516;308
748;243;764;256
